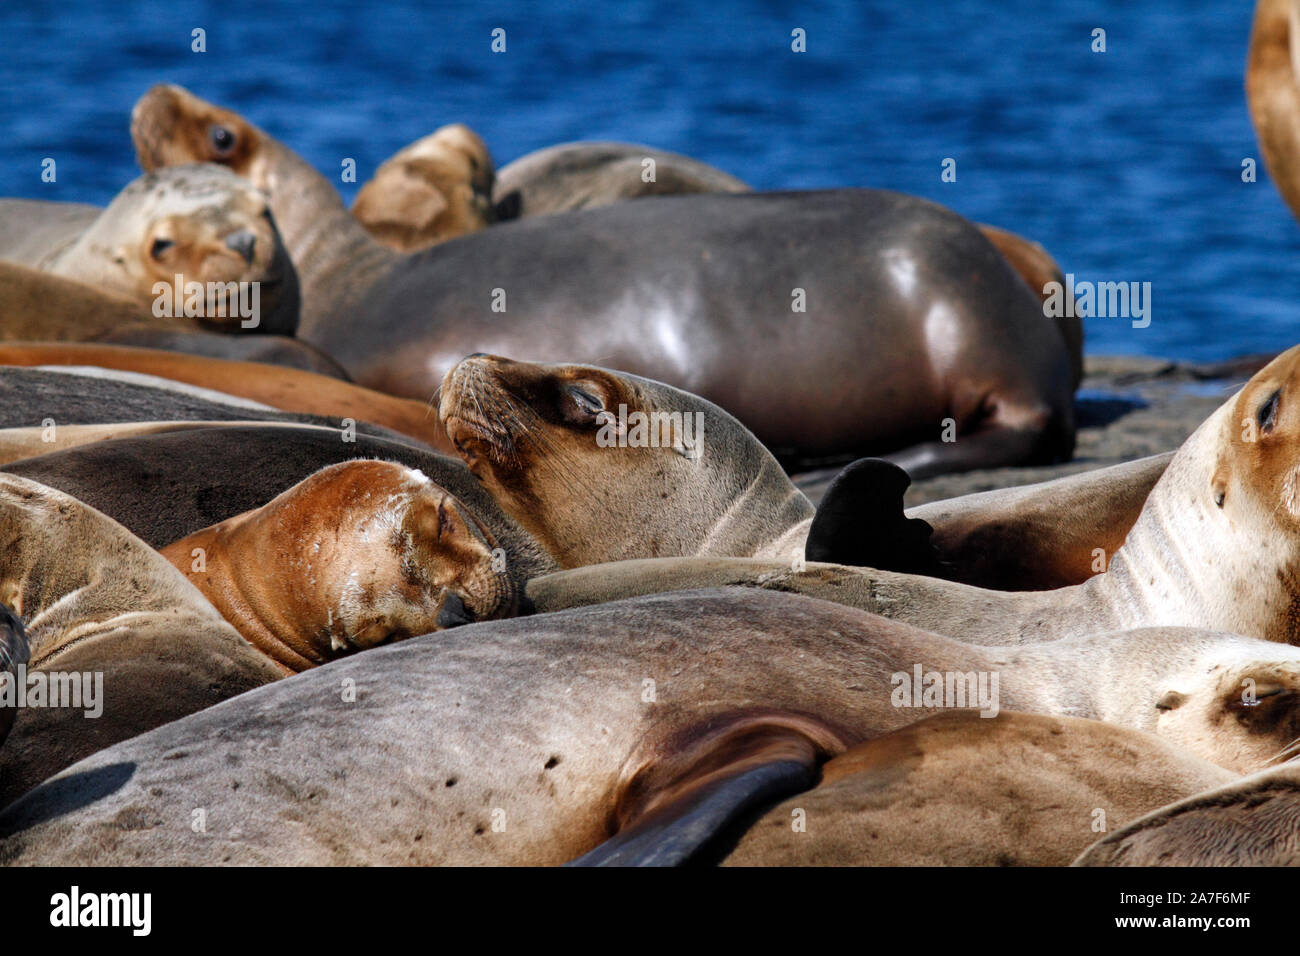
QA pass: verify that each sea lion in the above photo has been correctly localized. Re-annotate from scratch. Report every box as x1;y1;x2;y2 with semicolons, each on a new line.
0;262;343;376
2;589;1298;865
352;124;496;250
159;460;520;673
975;223;1082;387
529;345;1300;646
490;140;750;220
0;474;283;806
1074;761;1300;866
0;605;28;751
1247;0;1300;225
438;354;812;567
0;420;265;466
2;425;552;589
131;85;1076;470
0;342;450;452
0;365;413;446
0;164;299;335
716;711;1235;866
811;453;1172;590
366;135;1083;383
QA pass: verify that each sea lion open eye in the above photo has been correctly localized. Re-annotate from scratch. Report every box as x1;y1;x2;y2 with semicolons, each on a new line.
150;237;175;259
1258;389;1281;434
209;125;236;156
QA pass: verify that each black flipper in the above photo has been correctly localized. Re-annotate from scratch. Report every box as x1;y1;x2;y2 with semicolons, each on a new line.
805;457;940;573
566;760;814;867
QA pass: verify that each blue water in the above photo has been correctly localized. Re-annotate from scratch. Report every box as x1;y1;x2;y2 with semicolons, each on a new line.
2;0;1294;361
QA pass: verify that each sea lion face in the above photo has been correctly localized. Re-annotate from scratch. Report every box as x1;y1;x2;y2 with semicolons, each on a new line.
1214;344;1300;520
106;165;296;330
327;463;515;651
256;460;518;663
1154;650;1300;773
131;85;269;189
352;124;496;250
439;355;718;567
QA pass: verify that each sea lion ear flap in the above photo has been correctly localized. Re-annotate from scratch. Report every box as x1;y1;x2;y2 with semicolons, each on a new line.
566;713;847;867
805;457;939;573
352;165;449;232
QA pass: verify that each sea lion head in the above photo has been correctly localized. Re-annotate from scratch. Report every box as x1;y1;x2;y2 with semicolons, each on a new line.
162;460;518;671
131;85;269;189
95;164;299;334
1114;344;1300;643
438;354;812;567
352;123;496;250
1151;639;1300;773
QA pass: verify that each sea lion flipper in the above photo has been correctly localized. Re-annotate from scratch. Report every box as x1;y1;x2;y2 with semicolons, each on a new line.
0;603;29;749
806;457;938;573
565;759;815;867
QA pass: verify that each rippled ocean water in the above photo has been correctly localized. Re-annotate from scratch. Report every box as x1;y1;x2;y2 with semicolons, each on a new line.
1;0;1293;361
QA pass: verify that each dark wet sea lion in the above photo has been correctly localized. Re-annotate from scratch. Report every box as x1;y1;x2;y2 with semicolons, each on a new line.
132;85;1077;471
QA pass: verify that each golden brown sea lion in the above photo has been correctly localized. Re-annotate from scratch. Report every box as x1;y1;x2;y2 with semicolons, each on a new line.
159;460;519;673
352;124;496;250
0;163;299;334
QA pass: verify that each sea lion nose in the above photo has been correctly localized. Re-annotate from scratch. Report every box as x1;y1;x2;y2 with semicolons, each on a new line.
435;591;474;630
225;229;257;264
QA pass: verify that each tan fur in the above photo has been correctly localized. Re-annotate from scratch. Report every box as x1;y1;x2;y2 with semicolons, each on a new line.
352;124;496;250
908;453;1171;590
530;345;1300;647
159;460;518;672
0;164;297;326
1074;761;1300;865
2;591;1299;865
721;711;1235;866
131;84;398;335
1247;0;1300;225
438;354;813;567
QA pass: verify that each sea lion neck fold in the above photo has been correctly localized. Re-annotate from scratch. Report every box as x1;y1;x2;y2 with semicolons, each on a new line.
438;354;813;567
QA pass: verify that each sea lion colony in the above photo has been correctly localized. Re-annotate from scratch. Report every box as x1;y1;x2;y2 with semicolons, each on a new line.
2;2;1299;866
